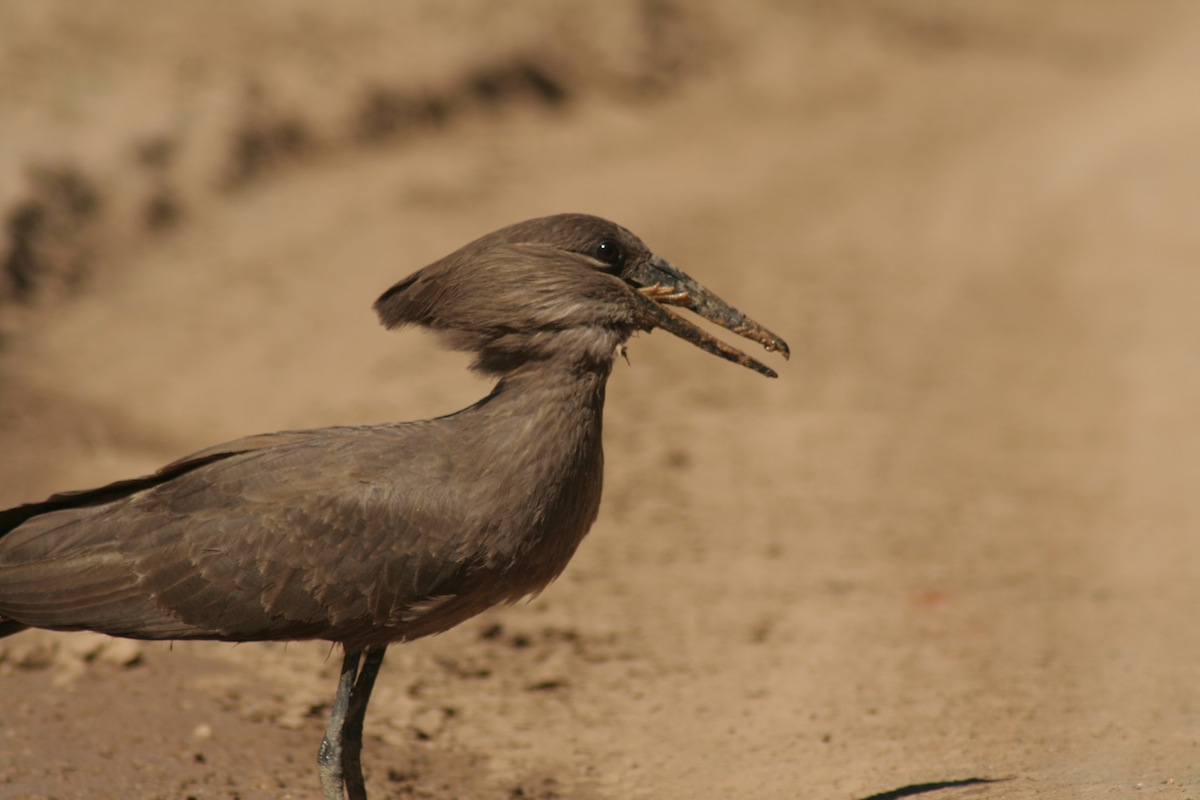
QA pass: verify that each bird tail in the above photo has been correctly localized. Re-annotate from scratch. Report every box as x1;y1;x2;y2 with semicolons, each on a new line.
1;450;243;641
1;474;189;641
0;617;29;638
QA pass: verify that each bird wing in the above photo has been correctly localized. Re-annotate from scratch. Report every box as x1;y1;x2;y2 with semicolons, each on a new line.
0;425;482;644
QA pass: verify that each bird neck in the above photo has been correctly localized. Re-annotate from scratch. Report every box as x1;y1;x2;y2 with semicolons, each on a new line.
471;355;612;451
439;355;612;591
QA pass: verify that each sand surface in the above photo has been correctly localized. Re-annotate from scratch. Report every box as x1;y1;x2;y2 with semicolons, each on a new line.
2;2;1199;798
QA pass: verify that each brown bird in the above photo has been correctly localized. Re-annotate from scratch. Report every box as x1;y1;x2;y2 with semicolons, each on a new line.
0;214;787;799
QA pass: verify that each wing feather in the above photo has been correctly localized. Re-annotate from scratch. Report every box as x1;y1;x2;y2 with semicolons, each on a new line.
0;424;481;644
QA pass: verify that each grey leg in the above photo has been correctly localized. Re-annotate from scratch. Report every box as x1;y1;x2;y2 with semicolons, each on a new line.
342;645;388;800
319;649;362;800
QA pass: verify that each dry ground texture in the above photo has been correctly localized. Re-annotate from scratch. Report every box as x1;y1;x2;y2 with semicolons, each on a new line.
1;2;1199;798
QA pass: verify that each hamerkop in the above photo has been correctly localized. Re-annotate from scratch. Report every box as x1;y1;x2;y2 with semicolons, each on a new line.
0;214;787;799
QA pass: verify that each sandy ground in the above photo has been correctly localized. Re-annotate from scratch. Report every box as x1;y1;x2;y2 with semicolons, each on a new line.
2;2;1199;798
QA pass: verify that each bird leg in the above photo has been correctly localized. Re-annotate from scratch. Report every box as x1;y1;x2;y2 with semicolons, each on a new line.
319;649;362;800
341;645;388;800
317;646;390;800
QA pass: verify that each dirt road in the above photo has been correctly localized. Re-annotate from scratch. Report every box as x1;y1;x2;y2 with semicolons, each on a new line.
2;2;1198;798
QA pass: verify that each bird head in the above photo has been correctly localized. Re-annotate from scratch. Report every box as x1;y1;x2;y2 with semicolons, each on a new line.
374;214;789;377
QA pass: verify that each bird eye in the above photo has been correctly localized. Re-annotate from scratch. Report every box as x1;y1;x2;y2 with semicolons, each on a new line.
594;240;624;268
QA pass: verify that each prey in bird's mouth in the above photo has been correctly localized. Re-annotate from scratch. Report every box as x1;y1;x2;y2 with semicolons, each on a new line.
627;257;790;379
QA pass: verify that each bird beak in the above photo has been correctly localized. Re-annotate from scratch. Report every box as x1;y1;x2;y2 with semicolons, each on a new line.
625;256;790;378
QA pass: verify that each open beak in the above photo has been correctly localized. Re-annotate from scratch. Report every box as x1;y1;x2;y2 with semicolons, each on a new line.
625;256;790;378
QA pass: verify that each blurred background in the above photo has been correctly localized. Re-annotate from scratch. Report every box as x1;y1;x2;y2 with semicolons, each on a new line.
1;2;1198;798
